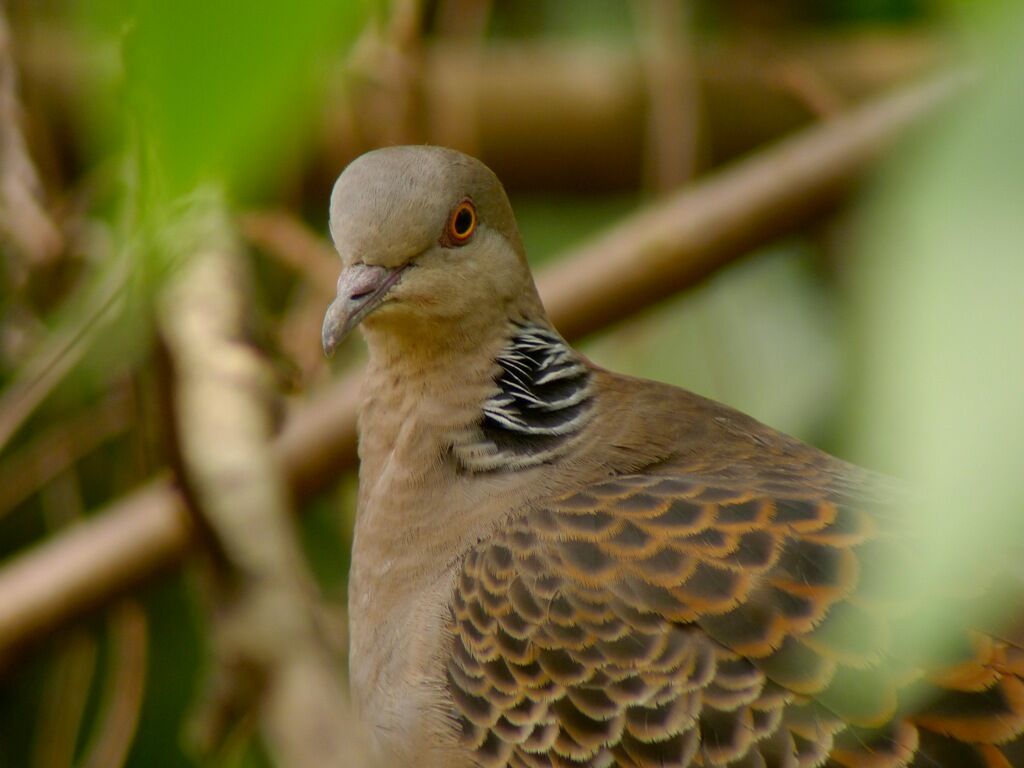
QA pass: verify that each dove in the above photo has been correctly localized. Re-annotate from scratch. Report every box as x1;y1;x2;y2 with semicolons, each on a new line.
322;145;1024;768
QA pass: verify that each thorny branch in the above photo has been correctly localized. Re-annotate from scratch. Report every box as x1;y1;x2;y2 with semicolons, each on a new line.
0;73;962;663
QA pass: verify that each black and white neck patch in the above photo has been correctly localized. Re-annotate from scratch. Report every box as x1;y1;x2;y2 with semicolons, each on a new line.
453;322;593;472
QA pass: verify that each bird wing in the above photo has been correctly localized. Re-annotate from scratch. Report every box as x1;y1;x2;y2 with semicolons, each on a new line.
445;471;1024;768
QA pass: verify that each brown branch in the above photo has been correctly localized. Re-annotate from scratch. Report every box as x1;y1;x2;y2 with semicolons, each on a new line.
0;478;190;666
77;602;147;768
14;24;942;195
334;30;944;191
31;470;147;768
159;197;366;767
0;74;961;662
0;258;127;453
240;210;340;288
32;470;96;768
0;9;62;271
0;385;135;518
240;210;344;382
346;0;426;148
33;628;97;768
633;0;702;192
12;23;943;197
540;73;961;342
768;58;849;118
426;0;493;157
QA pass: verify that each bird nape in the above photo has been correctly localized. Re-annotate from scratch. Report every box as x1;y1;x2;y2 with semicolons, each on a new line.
321;145;1024;768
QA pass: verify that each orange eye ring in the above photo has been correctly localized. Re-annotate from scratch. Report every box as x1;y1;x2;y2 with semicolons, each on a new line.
444;200;477;246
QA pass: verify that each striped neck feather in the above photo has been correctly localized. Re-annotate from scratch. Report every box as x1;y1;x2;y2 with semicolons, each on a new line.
453;322;593;473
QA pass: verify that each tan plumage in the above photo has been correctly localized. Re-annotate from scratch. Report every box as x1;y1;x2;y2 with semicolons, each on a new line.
322;146;1024;768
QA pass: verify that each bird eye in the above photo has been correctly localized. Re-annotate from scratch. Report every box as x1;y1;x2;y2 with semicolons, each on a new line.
444;201;477;246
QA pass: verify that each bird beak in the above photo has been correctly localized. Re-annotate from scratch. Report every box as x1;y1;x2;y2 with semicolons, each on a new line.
322;263;406;357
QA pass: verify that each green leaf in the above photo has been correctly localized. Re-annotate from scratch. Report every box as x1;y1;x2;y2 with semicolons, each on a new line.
92;0;367;198
847;6;1024;665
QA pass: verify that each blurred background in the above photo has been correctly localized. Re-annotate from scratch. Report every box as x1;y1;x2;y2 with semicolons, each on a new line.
0;0;1021;766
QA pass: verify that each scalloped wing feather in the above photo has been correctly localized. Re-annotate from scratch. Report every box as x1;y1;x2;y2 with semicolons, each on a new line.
445;473;1024;767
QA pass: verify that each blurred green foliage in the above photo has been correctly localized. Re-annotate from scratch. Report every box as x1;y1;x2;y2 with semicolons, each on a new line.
82;0;369;202
846;2;1024;668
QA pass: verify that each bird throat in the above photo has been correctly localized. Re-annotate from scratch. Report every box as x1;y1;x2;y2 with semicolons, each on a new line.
452;322;593;473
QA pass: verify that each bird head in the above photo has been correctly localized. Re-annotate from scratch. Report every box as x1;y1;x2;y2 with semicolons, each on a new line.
322;146;540;357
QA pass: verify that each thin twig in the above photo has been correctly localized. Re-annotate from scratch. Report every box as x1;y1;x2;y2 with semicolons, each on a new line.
348;0;425;147
0;385;135;518
633;0;701;192
769;57;849;118
277;284;338;384
32;471;148;768
32;469;96;768
0;74;963;660
0;8;62;271
32;629;97;768
0;258;127;453
240;210;339;288
77;602;148;768
426;0;493;156
240;209;349;383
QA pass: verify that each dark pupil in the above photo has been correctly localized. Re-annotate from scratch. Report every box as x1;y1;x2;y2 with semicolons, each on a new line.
454;208;473;236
